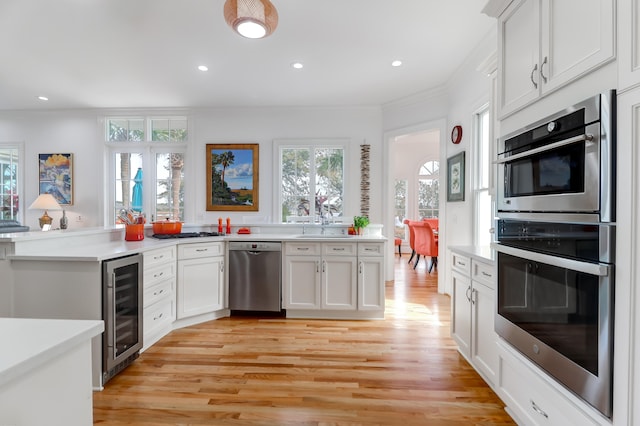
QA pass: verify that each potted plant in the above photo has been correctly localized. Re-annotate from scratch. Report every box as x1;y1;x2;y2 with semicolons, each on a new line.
353;216;369;235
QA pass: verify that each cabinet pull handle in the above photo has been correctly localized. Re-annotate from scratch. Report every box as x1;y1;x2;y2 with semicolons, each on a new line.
530;64;538;89
196;248;208;252
359;261;363;274
322;260;326;273
530;400;548;419
540;56;548;83
316;260;320;273
153;289;164;296
154;313;163;321
471;288;476;305
481;271;492;277
298;247;310;251
153;254;164;260
220;262;224;273
333;248;345;251
154;272;164;278
465;286;472;302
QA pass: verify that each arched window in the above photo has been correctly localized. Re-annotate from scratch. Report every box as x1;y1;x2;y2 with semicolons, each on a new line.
418;160;439;218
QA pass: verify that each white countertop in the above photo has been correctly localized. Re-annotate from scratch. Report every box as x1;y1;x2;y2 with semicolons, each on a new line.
6;232;386;262
448;245;495;263
0;318;104;387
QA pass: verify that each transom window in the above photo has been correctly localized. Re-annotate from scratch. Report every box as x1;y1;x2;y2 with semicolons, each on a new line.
106;117;187;224
277;140;346;223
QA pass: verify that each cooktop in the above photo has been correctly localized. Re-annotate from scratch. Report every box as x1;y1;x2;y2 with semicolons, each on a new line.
152;232;221;239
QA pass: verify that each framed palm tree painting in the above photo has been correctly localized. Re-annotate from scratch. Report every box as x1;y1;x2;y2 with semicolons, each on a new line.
206;143;259;211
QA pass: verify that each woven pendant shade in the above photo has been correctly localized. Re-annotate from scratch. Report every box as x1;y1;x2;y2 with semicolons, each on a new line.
224;0;278;39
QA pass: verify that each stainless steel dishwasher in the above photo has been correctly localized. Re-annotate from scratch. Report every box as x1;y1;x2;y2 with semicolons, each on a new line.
228;241;282;312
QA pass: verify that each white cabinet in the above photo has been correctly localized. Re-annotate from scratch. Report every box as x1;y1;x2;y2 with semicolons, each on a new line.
176;242;225;319
358;243;385;311
142;246;176;350
283;241;384;316
497;0;615;117
497;341;603;425
450;249;498;386
619;0;640;91
283;242;357;310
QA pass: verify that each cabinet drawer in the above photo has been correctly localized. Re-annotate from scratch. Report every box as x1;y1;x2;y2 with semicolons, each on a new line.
323;242;357;256
144;296;174;335
472;259;495;288
498;344;600;426
144;262;175;288
144;278;173;308
358;242;384;256
451;252;471;276
144;246;176;268
178;242;224;259
285;242;321;256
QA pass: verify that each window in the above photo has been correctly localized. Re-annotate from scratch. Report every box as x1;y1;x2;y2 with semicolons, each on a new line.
0;143;22;222
394;179;407;238
473;105;493;246
418;160;439;218
278;141;345;223
106;117;187;224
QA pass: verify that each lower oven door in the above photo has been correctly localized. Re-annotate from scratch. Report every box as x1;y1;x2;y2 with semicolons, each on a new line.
494;244;613;417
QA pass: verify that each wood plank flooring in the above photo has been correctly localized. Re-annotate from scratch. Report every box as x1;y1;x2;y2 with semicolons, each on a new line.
93;254;515;425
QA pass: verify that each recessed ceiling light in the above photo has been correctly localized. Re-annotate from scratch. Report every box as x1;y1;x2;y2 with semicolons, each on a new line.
291;62;304;69
391;60;402;67
37;96;49;101
198;65;209;71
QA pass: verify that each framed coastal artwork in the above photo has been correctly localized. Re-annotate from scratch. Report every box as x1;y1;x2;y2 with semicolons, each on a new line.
447;151;465;202
38;153;73;205
206;143;259;211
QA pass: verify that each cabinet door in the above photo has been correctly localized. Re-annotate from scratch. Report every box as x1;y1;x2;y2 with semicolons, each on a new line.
498;0;540;117
358;257;384;310
176;256;223;319
322;256;357;310
283;256;321;309
619;0;640;90
471;280;499;385
451;270;472;358
540;0;614;94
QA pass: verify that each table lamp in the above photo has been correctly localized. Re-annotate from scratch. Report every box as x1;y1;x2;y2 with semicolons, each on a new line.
28;193;61;229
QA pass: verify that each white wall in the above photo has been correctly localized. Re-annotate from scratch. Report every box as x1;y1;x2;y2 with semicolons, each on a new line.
0;106;383;230
381;28;496;291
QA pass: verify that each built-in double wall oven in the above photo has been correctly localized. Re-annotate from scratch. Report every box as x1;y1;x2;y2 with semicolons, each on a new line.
494;91;616;418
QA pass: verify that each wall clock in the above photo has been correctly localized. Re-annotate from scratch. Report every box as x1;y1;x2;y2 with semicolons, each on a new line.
451;125;463;144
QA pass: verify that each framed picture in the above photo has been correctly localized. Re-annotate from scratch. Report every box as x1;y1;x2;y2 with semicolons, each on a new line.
206;143;259;211
38;153;73;205
447;151;465;202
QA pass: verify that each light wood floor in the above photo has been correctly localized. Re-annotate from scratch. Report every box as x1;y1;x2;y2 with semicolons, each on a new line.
93;254;515;425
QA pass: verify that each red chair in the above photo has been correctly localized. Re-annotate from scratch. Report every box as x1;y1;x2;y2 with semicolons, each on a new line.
394;238;402;256
413;221;439;273
403;219;418;265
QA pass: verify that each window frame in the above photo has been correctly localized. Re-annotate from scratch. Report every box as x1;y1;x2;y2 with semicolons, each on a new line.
417;158;439;219
105;116;188;225
472;103;493;246
0;141;25;224
274;138;349;224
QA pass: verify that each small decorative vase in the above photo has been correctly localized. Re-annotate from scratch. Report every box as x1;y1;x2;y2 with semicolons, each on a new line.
60;209;68;230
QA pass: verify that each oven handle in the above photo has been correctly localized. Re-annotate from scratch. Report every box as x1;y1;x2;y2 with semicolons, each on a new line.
494;244;610;277
496;133;593;164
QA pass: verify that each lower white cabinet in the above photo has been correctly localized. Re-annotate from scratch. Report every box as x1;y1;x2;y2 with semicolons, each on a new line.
142;246;176;350
177;242;224;319
283;241;385;315
498;341;603;426
450;249;499;386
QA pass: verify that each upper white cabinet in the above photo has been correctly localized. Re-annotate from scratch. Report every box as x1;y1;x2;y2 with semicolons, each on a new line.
497;0;615;117
619;0;640;91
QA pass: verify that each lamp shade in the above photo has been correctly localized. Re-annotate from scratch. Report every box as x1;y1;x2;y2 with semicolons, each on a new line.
28;193;62;211
224;0;278;39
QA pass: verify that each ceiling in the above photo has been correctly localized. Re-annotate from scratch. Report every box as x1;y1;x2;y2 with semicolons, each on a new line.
0;0;495;111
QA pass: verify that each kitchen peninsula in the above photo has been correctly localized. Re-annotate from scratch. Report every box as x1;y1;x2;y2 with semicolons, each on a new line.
0;223;387;389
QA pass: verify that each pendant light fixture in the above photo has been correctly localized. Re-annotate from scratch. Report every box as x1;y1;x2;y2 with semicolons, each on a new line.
224;0;278;39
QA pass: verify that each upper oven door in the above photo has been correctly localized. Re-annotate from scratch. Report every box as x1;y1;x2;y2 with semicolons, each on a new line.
497;122;603;216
